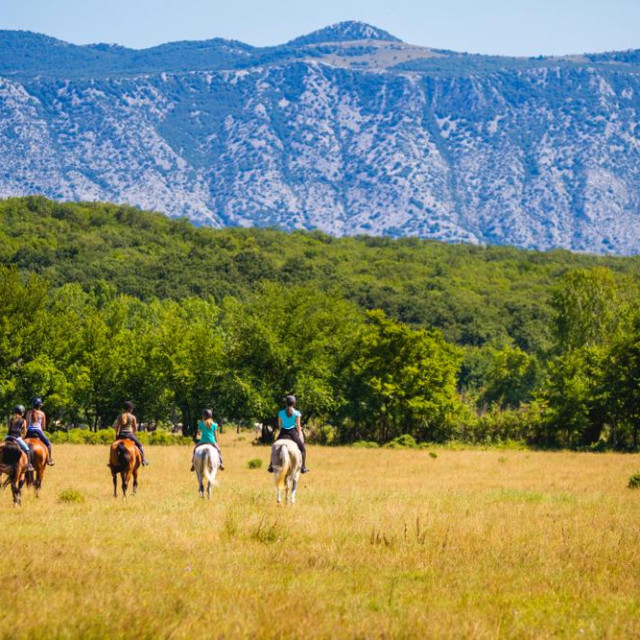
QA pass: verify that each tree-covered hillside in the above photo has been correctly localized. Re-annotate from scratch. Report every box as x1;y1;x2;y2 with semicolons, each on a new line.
3;196;636;350
2;197;640;448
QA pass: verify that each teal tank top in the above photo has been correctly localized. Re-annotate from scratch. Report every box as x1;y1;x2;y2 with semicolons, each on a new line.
278;409;301;429
198;420;218;444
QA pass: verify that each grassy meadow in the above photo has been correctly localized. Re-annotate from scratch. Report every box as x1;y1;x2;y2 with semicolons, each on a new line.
1;437;640;639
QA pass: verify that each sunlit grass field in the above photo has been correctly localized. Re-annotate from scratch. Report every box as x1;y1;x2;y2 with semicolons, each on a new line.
1;437;640;639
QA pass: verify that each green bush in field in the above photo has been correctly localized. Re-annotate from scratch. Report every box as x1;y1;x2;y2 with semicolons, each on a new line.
384;434;418;449
58;489;85;503
96;429;115;444
352;440;379;448
148;430;192;446
306;424;339;445
429;451;438;458
628;473;640;489
247;458;263;469
48;428;191;445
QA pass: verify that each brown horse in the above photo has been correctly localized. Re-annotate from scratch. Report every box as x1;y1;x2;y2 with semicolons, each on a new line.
0;442;29;506
108;439;142;499
24;438;48;497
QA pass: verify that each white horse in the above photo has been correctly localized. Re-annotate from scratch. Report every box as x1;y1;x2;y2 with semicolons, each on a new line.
193;444;220;499
270;439;302;505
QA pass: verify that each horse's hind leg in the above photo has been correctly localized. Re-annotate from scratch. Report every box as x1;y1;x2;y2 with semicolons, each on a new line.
132;469;139;496
35;469;43;498
112;472;118;498
12;475;23;506
121;471;129;499
291;477;298;504
207;481;212;500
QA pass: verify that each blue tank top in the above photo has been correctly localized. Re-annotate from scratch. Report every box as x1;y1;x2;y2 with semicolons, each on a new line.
198;420;218;444
278;409;301;429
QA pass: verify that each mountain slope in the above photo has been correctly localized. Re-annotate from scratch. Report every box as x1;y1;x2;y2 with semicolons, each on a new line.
1;23;640;253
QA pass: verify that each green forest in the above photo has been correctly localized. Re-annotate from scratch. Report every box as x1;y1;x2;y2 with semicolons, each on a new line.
2;195;640;449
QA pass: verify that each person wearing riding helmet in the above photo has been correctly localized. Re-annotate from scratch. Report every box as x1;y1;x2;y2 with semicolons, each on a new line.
114;401;149;466
25;397;54;466
6;405;34;471
267;395;309;474
190;408;224;472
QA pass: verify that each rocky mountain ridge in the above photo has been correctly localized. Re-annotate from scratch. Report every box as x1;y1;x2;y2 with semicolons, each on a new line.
2;21;640;253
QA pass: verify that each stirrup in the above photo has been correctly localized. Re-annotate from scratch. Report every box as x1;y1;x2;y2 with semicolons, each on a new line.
301;467;310;474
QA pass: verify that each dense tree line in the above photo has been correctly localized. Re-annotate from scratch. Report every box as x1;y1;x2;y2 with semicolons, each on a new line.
2;197;640;448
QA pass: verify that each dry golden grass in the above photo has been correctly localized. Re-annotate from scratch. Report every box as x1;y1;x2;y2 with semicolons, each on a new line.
1;439;640;639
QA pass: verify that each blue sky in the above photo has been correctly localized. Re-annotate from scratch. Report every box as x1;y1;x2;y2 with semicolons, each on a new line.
3;0;640;56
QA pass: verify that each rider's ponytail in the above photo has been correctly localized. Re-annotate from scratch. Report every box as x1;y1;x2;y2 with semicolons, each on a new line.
285;395;296;418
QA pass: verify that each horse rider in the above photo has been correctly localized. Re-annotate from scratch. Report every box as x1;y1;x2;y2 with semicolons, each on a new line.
114;401;149;466
268;395;309;474
25;397;55;466
6;405;34;471
190;408;224;471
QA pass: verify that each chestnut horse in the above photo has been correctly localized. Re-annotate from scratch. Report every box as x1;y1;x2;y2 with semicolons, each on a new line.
0;442;29;506
24;438;48;497
108;439;141;499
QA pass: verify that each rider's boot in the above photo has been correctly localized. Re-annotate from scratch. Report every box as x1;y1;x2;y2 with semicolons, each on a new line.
267;465;274;473
47;446;55;466
27;449;34;472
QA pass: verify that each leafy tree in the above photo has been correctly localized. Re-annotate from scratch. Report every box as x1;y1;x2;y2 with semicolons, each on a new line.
338;310;462;443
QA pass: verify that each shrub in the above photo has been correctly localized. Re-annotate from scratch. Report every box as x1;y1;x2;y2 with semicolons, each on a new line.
58;489;85;503
429;451;438;459
384;434;418;449
247;458;263;469
95;429;115;445
305;424;339;445
628;473;640;489
50;428;192;446
352;440;379;448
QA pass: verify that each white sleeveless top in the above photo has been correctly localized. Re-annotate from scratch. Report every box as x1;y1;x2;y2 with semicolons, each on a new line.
27;412;43;431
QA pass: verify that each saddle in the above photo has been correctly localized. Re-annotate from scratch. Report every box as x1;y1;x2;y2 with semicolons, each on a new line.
5;437;33;452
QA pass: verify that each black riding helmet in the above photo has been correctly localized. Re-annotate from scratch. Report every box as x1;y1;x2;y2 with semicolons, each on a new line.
13;404;25;415
32;397;43;409
286;395;296;407
203;409;213;419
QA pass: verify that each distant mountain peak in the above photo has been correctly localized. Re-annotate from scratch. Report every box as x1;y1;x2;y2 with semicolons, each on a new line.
288;21;402;46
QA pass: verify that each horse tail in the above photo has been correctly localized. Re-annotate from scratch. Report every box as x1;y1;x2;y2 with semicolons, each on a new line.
276;445;290;491
201;447;213;483
117;441;129;467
